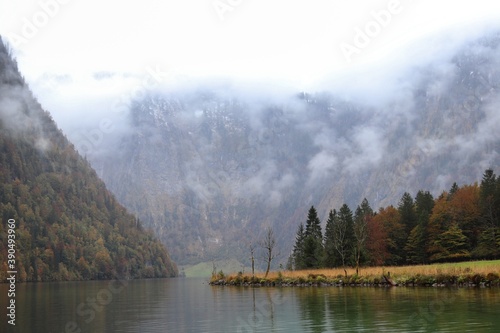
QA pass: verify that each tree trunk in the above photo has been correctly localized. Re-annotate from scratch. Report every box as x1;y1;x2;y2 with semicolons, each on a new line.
250;247;255;277
251;256;255;277
383;272;397;286
265;258;270;278
264;248;271;278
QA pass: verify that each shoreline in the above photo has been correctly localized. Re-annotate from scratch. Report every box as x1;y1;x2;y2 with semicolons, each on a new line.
209;261;500;288
210;273;500;288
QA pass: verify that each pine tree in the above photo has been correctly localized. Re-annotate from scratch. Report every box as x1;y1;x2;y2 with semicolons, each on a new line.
449;182;459;198
398;192;417;233
415;190;434;218
429;223;470;262
292;223;306;270
404;224;427;264
305;206;322;240
303;206;323;268
334;204;355;276
353;198;372;274
397;192;416;263
474;169;500;258
480;169;499;228
473;228;500;259
323;209;338;268
409;190;434;264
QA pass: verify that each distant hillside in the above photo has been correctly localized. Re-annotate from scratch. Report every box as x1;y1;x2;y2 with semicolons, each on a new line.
0;37;177;281
88;32;500;267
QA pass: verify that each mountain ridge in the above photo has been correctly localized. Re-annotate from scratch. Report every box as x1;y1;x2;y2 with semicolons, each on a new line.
86;32;500;267
0;37;178;281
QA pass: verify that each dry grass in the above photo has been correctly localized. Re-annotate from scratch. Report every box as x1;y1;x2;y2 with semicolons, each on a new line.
214;260;500;285
247;260;500;280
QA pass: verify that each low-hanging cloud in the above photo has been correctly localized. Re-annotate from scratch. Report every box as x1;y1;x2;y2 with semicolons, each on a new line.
3;14;500;212
239;160;296;207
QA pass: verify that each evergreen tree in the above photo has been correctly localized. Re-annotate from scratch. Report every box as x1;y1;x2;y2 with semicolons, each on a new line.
409;190;434;264
303;206;323;268
449;182;459;198
353;199;372;274
415;190;434;218
480;169;499;228
475;169;500;258
404;224;427;264
305;206;322;240
323;209;338;268
397;192;416;263
398;192;417;233
292;223;306;270
429;223;470;262
473;228;500;259
335;204;355;275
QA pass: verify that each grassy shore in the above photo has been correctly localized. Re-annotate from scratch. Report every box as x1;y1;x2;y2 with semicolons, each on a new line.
210;260;500;287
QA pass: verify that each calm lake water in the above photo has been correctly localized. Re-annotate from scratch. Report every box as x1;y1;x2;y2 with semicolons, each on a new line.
1;278;500;332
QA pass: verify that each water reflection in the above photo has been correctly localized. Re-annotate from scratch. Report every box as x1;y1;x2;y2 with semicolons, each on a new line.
1;279;499;332
294;286;500;332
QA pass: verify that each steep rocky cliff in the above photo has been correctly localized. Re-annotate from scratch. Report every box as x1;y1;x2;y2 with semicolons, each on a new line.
89;33;500;266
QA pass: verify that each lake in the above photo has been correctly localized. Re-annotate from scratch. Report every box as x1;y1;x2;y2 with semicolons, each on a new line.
1;278;500;332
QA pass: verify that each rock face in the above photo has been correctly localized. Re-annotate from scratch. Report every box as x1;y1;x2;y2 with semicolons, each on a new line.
88;33;500;266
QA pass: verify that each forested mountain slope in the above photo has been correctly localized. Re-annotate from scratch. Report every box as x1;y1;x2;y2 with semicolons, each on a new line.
0;37;178;281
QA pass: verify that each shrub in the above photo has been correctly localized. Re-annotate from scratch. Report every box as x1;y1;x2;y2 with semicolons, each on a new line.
486;272;499;282
471;274;484;284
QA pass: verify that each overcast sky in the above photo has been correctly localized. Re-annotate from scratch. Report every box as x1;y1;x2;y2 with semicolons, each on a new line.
1;0;500;130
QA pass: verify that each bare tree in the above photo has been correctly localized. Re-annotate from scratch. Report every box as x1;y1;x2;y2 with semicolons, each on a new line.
249;243;256;277
259;226;279;278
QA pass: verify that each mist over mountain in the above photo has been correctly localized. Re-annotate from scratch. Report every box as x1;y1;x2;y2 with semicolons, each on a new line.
0;37;178;281
85;32;500;267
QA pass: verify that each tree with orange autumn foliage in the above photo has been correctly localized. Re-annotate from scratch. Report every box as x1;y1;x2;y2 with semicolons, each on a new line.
366;209;389;266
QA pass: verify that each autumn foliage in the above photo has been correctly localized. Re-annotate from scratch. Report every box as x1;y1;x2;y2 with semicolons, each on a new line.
291;169;500;270
0;39;178;282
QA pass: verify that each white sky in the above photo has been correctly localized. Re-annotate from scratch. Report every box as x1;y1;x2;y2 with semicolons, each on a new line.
1;0;500;129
